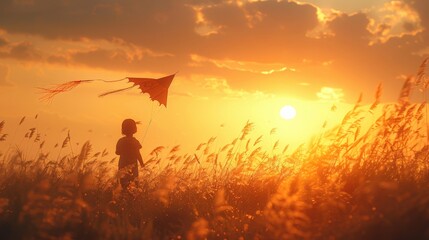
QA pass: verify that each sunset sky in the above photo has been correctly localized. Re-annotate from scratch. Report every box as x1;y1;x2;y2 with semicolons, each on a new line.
0;0;428;155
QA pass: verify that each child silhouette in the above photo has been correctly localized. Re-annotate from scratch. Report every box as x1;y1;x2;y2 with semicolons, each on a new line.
116;119;144;189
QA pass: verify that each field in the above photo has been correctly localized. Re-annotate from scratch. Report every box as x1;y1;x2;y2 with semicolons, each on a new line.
2;67;429;239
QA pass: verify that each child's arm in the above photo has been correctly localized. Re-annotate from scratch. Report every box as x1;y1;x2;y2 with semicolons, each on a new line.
137;151;144;168
115;140;121;155
135;139;144;168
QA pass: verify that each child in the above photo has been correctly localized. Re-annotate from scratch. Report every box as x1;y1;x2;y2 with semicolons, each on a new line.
116;119;144;190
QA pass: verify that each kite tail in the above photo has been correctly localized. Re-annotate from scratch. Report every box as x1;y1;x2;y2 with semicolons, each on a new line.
39;80;94;101
38;78;128;100
98;85;136;97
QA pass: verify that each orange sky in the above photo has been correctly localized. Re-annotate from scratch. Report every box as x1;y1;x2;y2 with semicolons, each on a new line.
0;0;428;156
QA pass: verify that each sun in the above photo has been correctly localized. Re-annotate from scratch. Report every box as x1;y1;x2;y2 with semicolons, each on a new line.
280;105;297;120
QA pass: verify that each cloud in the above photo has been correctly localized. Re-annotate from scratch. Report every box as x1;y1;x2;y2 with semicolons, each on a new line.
317;87;344;102
201;77;273;99
0;0;319;63
299;0;391;13
198;0;320;61
0;0;198;54
0;41;42;61
327;13;372;44
48;47;185;74
406;0;429;38
190;54;296;75
0;37;7;47
367;1;423;44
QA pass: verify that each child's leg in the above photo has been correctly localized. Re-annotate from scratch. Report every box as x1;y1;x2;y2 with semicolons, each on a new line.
131;165;139;187
119;167;132;190
120;176;130;189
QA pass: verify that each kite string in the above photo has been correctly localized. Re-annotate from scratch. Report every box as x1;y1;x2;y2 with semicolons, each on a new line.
141;101;161;145
141;103;154;144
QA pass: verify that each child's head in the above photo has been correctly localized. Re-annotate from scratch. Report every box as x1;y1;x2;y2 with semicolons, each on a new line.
122;119;137;136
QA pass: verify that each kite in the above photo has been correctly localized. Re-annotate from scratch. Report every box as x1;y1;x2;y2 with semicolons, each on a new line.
39;74;176;107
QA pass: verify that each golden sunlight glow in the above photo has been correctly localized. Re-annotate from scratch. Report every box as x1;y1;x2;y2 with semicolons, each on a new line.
280;105;297;120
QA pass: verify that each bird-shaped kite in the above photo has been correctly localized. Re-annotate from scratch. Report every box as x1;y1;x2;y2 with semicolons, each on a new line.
39;74;176;107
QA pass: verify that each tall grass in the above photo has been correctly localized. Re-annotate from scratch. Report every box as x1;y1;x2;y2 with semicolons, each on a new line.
1;60;429;239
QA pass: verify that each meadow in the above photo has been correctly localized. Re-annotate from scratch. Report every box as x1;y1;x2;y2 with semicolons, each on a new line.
1;61;429;239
